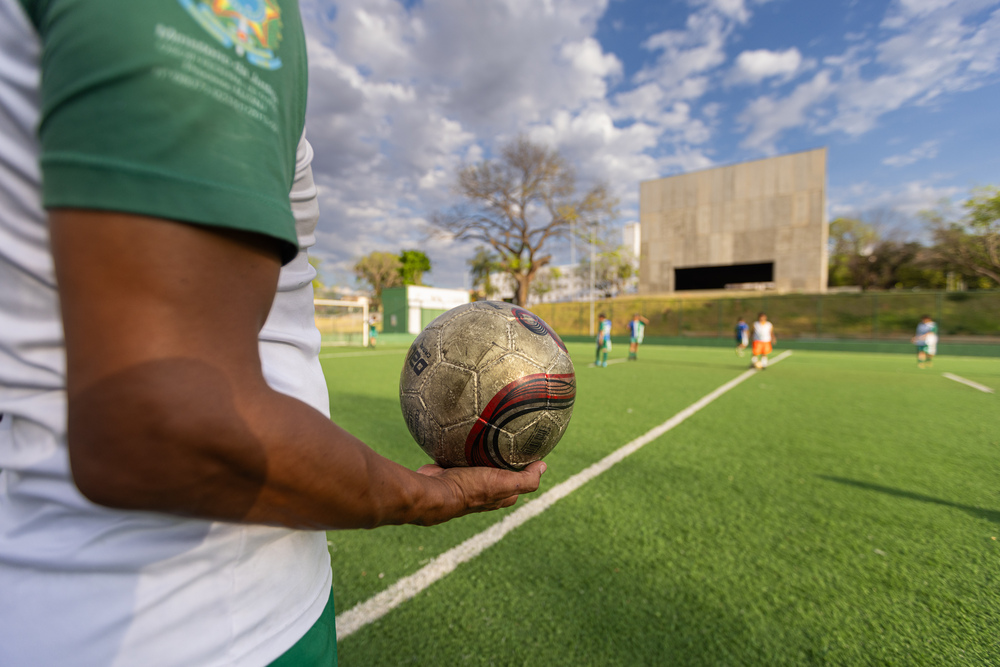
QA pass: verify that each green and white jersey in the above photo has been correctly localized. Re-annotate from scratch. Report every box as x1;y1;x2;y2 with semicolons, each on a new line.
0;1;331;664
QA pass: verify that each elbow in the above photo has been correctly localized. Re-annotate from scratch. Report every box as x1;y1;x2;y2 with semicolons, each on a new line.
66;388;200;511
66;361;267;517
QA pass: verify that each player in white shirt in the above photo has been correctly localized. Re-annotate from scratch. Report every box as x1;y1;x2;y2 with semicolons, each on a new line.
750;312;777;370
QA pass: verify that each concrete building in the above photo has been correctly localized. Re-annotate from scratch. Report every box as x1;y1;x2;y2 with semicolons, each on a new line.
639;148;828;294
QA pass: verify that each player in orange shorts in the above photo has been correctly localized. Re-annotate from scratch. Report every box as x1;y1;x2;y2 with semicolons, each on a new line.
750;312;776;369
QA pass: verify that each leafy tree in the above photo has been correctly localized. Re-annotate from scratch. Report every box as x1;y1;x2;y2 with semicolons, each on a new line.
577;246;635;298
826;216;944;290
827;217;879;288
432;136;616;307
398;249;431;286
864;240;944;290
467;246;502;300
922;187;1000;288
354;251;402;309
530;267;563;300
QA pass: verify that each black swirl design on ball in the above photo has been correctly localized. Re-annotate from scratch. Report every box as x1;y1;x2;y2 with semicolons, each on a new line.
511;306;568;352
512;307;548;336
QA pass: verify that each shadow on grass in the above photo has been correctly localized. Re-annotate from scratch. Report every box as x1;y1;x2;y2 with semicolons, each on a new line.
819;475;1000;524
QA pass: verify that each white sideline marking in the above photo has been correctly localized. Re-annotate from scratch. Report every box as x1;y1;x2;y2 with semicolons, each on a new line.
335;350;793;640
942;372;994;394
318;350;404;360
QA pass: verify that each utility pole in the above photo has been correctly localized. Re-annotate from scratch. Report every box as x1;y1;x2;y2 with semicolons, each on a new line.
570;220;576;266
589;220;596;337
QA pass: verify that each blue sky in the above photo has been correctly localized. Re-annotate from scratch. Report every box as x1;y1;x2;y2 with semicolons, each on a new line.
299;0;1000;289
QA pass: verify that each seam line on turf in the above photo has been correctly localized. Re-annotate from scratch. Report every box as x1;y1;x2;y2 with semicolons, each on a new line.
942;372;994;394
334;349;793;640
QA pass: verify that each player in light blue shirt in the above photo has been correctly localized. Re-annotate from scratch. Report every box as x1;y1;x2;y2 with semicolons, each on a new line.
735;317;749;357
595;313;612;367
628;313;649;361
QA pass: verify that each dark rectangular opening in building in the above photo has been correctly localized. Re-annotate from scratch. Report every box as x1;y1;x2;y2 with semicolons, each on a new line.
674;262;774;291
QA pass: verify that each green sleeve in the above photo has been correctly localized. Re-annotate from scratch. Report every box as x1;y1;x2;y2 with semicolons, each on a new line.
28;0;307;263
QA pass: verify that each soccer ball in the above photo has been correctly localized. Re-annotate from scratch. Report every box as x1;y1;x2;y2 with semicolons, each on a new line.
399;301;576;471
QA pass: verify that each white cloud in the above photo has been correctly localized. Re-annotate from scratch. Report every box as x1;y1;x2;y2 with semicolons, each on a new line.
739;70;834;152
635;10;731;97
731;47;802;84
300;0;628;288
690;0;750;24
738;1;1000;151
882;140;939;167
829;179;964;219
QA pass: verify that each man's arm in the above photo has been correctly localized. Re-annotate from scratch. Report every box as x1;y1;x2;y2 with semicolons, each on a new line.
52;210;543;530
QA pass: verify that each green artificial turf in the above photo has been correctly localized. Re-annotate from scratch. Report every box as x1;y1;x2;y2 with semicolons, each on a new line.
320;344;1000;666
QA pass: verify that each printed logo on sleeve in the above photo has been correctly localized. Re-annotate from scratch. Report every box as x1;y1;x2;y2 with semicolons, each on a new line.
178;0;284;69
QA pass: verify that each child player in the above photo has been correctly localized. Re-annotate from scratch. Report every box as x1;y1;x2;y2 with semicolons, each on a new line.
912;314;938;368
595;313;612;367
750;312;776;370
628;313;649;361
735;317;749;357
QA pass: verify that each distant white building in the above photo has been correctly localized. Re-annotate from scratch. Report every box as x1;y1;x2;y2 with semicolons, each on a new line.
623;222;640;260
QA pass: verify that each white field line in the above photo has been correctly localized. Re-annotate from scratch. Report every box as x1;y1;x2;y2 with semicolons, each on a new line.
318;350;404;360
942;372;994;394
335;349;793;640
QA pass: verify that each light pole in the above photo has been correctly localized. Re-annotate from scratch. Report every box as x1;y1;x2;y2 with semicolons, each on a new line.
589;220;596;337
570;220;576;266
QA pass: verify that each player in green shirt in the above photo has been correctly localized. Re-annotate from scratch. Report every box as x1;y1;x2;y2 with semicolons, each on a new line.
596;313;612;367
913;315;939;368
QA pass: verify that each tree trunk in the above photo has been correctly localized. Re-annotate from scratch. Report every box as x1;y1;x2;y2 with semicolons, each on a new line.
516;274;529;307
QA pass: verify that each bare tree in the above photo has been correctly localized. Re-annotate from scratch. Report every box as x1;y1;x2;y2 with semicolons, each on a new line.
432;136;616;307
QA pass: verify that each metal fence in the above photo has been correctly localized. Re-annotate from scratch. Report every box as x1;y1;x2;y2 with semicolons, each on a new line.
531;290;1000;343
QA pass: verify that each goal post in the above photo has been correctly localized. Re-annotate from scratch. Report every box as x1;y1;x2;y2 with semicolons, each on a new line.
314;298;370;347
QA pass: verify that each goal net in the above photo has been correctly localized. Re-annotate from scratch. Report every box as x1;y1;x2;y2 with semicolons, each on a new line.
314;298;370;347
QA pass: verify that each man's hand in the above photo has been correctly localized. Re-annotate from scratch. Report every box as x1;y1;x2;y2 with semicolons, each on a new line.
412;462;546;525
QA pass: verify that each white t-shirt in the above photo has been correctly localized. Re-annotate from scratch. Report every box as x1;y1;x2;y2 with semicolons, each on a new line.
752;321;773;342
0;2;332;664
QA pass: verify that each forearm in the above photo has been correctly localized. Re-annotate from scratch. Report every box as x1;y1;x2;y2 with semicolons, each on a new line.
239;388;451;529
67;354;546;530
67;359;463;529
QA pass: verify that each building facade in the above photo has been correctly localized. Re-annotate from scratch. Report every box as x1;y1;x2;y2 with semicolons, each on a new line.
639;148;828;294
381;285;470;334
